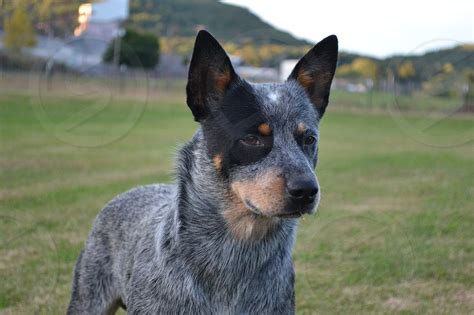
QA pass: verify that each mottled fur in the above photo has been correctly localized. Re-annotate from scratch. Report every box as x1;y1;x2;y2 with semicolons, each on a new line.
68;31;338;314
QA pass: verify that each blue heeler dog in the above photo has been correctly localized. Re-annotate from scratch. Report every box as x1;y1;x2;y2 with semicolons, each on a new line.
67;30;338;314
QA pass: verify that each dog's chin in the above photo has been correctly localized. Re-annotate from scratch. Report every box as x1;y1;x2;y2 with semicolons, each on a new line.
275;212;304;219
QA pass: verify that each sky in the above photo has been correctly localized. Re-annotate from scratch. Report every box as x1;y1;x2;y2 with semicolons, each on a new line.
90;0;129;22
222;0;473;58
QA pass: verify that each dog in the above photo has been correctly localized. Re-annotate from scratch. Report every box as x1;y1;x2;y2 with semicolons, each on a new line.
67;30;338;314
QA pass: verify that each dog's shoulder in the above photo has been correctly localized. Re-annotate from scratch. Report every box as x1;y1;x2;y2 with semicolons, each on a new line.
110;184;176;209
108;183;175;211
91;184;176;234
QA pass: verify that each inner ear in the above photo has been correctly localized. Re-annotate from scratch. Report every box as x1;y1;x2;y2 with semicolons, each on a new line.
186;30;239;122
288;35;338;118
210;64;234;95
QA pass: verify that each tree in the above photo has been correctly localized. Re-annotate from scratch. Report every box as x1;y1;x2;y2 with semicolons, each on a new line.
336;58;378;81
103;29;160;69
351;58;378;81
0;0;102;37
398;61;416;79
462;71;474;112
3;2;37;51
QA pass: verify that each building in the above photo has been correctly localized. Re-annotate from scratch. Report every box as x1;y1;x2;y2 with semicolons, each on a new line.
279;59;298;82
75;0;129;43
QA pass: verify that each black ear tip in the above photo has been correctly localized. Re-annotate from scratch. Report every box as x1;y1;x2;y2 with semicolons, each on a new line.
321;35;338;48
197;29;211;38
196;29;218;43
194;29;223;50
308;35;338;57
326;34;338;42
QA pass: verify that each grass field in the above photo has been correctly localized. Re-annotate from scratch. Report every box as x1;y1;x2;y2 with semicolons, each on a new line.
1;75;473;314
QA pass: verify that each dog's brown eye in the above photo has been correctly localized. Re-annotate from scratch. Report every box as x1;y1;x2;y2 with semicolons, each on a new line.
241;135;263;146
304;135;317;145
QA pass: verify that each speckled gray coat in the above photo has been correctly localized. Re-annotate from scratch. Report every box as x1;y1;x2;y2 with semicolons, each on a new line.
67;31;337;315
67;134;298;314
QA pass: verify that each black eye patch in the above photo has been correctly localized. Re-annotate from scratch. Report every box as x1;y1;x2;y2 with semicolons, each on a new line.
229;133;273;166
202;82;276;173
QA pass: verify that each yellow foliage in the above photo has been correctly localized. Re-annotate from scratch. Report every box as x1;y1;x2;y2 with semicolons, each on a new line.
442;63;454;74
160;37;194;56
2;0;102;39
225;44;309;67
3;2;37;51
336;58;378;79
461;44;474;51
336;64;354;76
351;58;378;79
398;61;416;78
161;37;310;67
36;0;53;21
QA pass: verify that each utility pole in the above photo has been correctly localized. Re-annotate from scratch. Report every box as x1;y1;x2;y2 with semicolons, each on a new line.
113;28;125;92
113;28;125;67
462;73;474;112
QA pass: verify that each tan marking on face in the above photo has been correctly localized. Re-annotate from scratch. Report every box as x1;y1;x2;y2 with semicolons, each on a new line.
222;198;279;241
297;70;314;89
231;171;285;215
213;154;223;172
297;122;306;135
223;170;286;240
258;123;272;136
214;69;232;93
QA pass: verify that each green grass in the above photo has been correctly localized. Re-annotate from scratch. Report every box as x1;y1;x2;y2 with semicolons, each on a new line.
330;89;467;112
1;85;473;314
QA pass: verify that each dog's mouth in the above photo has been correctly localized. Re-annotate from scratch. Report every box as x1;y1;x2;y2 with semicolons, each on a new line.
244;199;265;216
275;212;304;219
244;199;304;219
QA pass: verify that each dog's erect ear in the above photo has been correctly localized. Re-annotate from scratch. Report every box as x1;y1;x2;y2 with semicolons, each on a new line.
186;30;239;122
288;35;338;118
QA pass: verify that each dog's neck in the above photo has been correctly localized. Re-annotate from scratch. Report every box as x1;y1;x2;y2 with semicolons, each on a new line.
164;130;297;290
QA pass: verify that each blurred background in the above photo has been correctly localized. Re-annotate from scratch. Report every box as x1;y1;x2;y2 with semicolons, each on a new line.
0;0;472;314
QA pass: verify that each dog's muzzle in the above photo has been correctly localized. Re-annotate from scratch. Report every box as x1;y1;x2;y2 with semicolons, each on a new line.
280;175;319;217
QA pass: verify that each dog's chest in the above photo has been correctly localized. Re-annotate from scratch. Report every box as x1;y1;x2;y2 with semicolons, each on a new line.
208;280;279;315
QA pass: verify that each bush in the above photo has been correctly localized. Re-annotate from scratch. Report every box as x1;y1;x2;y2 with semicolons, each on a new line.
103;28;160;69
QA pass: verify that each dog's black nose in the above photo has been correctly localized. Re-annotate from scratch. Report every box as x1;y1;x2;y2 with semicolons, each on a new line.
286;177;318;202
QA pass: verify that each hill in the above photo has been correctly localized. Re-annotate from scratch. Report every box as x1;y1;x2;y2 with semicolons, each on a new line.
127;0;310;46
126;0;472;80
337;44;473;86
